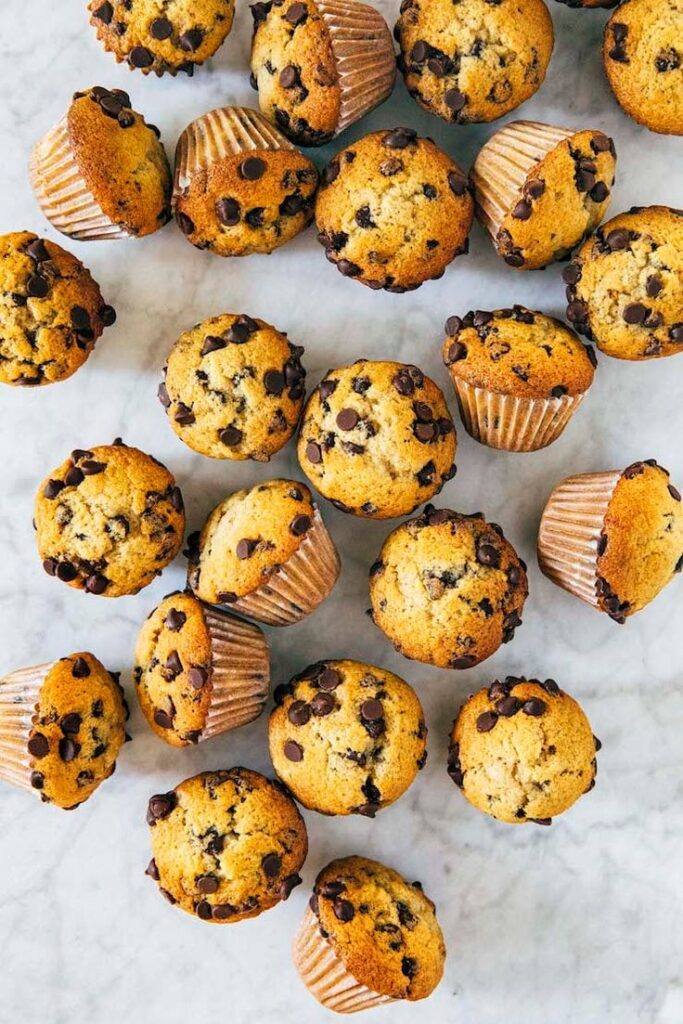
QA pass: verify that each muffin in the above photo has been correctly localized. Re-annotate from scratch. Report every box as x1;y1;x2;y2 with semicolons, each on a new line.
0;651;128;809
294;855;445;1012
0;231;116;387
159;313;306;460
442;306;597;452
35;440;185;598
134;592;270;747
369;505;528;669
30;86;171;241
603;0;683;135
186;479;340;626
297;359;456;518
173;106;318;256
146;767;307;922
315;127;473;292
448;676;599;825
538;459;683;622
88;0;235;77
564;206;683;360
395;0;554;125
269;659;427;816
471;121;617;270
250;0;396;146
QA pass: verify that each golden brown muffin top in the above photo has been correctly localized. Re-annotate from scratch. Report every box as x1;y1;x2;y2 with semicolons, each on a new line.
449;677;599;824
0;231;115;386
35;441;185;598
146;768;307;922
369;506;528;669
269;659;427;816
564;206;683;360
27;651;128;809
442;306;596;398
310;856;446;1001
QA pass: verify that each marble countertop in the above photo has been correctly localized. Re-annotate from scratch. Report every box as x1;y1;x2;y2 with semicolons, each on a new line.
1;2;682;1023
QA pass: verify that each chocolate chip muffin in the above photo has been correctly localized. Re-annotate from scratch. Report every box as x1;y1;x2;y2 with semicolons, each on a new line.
564;206;683;360
538;459;683;622
173;106;318;256
269;659;427;817
0;652;128;809
35;441;185;598
297;359;456;518
134;591;270;747
30;86;171;241
0;231;116;387
146;767;307;922
250;0;395;145
294;856;445;1012
88;0;235;76
186;478;340;625
159;314;305;461
442;306;597;451
603;0;683;135
471;121;617;270
315;127;473;292
448;677;599;825
369;506;528;669
395;0;554;124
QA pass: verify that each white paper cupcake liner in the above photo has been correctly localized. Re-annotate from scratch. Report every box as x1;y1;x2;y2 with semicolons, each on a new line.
293;907;396;1013
537;470;622;606
0;663;51;794
200;605;270;739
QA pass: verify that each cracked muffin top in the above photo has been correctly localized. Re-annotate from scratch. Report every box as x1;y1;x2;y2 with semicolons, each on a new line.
442;306;597;398
297;359;457;519
269;659;427;816
369;505;528;669
395;0;554;124
603;0;683;135
146;768;307;922
448;676;599;825
308;856;446;1001
35;441;185;598
564;206;683;360
159;313;306;461
0;231;115;386
88;0;235;77
25;651;128;809
315;128;473;292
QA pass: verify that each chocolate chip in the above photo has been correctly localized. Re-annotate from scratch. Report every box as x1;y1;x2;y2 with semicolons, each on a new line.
605;228;630;251
590;182;609;203
448;172;468;197
290;514;311;536
27;274;49;298
145;859;160;880
476;711;498;732
179;28;203;52
30;771;44;790
280;65;299;88
85;573;109;595
306;441;322;464
360;699;383;721
402;957;417;978
311;692;335;716
526;179;545;199
288;700;311;726
319;668;341;690
240;157;266;181
236;538;258;560
280;874;301;899
263;369;285;396
284;740;303;761
445;340;467;364
188;666;209;689
336;408;359;431
129;46;154;68
28;733;49;758
444;89;466;111
58;737;79;762
476;543;499;568
496;696;522;717
285;2;307;23
165;608;186;632
645;275;662;297
215;197;240;226
55;561;77;582
512;200;532;220
623;303;648;324
333;899;354;922
197;874;219;894
522;698;546;716
551;385;568;398
154;709;174;729
383;127;417;149
150;16;173;39
43;479;65;499
219;426;243;447
668;484;681;502
227;315;259;343
177;212;195;235
262;853;282;878
71;657;90;679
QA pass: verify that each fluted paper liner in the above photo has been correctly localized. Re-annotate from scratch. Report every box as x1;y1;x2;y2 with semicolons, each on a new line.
29;116;130;241
451;376;586;452
200;605;270;740
0;663;52;795
229;510;341;626
471;121;576;244
537;470;622;606
293;907;396;1013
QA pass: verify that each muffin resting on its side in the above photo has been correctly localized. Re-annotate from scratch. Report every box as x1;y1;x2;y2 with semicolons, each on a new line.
315;127;473;292
35;441;185;598
448;676;599;825
293;855;446;1012
30;86;171;241
395;0;554;124
88;0;235;77
159;313;306;460
603;0;683;136
564;206;683;360
269;659;427;816
369;505;528;668
0;652;128;809
146;768;307;922
298;359;456;518
0;231;116;386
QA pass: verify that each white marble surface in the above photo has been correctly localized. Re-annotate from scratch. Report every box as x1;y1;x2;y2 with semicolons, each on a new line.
1;2;682;1022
